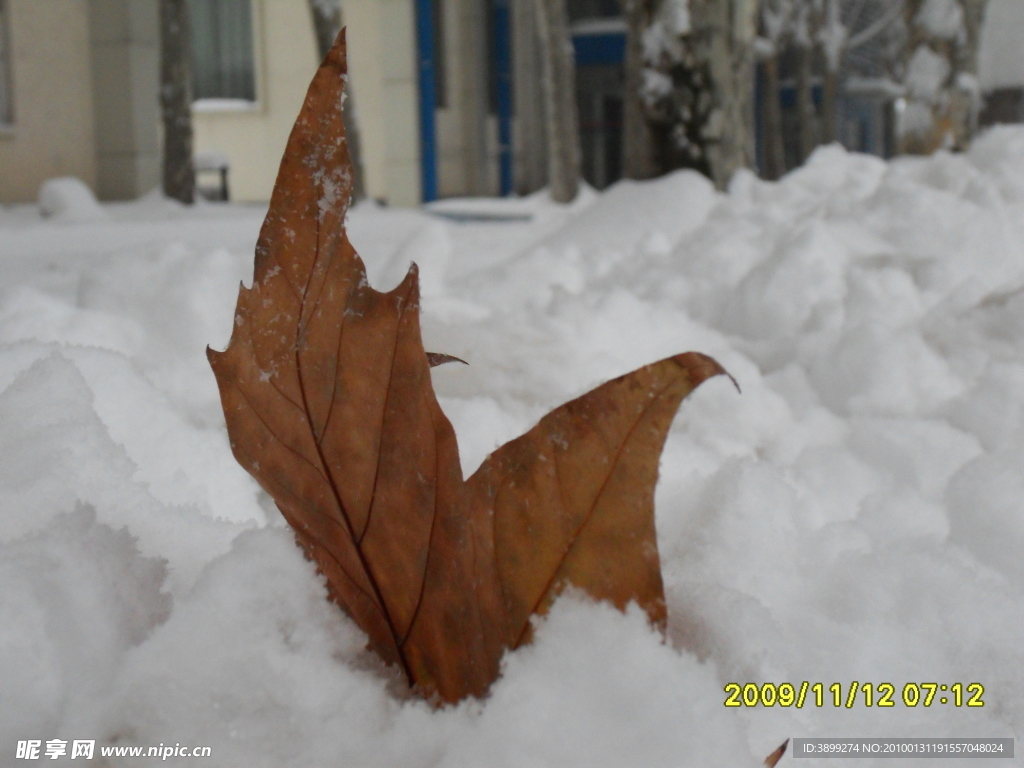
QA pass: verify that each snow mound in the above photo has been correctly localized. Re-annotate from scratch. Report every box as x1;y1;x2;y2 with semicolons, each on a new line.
37;177;108;223
0;507;170;748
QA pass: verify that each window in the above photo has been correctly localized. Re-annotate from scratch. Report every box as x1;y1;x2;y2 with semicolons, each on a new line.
189;0;256;102
0;0;13;125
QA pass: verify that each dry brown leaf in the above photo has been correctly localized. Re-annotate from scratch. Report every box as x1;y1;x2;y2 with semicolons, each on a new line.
208;30;732;703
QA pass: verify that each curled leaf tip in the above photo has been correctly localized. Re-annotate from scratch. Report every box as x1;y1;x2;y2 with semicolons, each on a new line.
670;351;740;393
764;738;789;767
324;27;347;67
426;352;469;368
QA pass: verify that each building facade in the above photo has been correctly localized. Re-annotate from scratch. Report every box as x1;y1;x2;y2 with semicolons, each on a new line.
0;0;626;206
0;0;632;207
5;1;1016;208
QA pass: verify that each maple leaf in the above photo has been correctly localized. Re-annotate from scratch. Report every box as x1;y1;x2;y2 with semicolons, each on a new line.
208;30;733;703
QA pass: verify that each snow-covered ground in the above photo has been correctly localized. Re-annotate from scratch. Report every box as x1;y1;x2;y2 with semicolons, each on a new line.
3;130;1024;767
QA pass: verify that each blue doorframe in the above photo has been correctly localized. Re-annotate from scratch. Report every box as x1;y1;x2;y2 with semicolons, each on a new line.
493;0;512;195
415;0;438;202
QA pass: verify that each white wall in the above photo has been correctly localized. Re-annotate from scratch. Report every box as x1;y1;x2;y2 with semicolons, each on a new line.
88;0;161;201
0;0;97;204
978;0;1024;90
343;0;421;206
0;0;432;206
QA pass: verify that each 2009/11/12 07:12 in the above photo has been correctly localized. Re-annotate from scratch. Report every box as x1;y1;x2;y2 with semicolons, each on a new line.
723;682;985;708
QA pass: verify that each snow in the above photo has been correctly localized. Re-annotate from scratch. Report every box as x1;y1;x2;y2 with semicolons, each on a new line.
640;0;691;64
659;0;691;37
3;130;1024;766
37;177;107;224
904;44;951;104
817;0;848;74
191;99;259;113
914;0;964;42
569;18;629;36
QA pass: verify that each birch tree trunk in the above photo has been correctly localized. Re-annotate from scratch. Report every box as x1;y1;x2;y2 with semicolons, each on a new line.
688;0;758;190
308;0;367;201
534;0;581;202
160;0;195;204
621;0;658;179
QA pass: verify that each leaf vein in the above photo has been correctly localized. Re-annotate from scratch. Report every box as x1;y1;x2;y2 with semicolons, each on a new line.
513;374;681;646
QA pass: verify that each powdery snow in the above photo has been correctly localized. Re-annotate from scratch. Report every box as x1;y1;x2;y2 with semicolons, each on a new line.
2;130;1024;766
905;44;952;104
915;0;965;41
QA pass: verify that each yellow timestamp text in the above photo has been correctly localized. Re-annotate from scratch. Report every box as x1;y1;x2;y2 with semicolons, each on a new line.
723;682;985;708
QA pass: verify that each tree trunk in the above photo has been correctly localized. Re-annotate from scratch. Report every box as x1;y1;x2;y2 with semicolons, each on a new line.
308;0;366;201
957;0;986;143
160;0;194;204
821;68;839;144
620;0;657;179
533;0;581;203
761;53;786;178
794;42;815;162
688;0;758;190
817;0;843;145
309;0;342;58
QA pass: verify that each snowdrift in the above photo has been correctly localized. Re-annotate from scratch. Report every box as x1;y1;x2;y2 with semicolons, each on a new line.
2;130;1023;766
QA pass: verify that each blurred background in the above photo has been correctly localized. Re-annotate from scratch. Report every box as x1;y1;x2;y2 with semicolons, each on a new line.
0;0;1022;208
